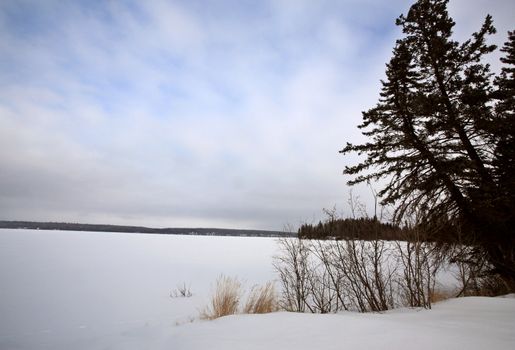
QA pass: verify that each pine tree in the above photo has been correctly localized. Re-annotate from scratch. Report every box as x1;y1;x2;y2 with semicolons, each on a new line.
494;31;515;208
341;0;515;289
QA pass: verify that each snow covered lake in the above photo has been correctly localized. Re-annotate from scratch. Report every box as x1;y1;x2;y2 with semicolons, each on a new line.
1;229;514;350
0;229;278;349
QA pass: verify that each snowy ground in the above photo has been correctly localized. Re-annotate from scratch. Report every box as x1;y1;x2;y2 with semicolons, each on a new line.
1;229;514;349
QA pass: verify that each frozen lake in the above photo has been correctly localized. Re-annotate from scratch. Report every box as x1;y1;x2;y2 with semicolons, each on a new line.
0;229;279;349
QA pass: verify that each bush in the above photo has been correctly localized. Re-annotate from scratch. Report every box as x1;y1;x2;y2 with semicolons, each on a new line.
273;238;312;312
453;252;513;297
394;237;441;309
274;236;442;313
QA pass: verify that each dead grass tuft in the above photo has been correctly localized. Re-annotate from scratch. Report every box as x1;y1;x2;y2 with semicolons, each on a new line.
200;275;242;320
243;281;278;314
430;289;453;303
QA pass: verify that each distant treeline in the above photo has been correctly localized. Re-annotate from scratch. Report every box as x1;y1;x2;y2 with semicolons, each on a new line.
298;217;408;240
0;221;293;238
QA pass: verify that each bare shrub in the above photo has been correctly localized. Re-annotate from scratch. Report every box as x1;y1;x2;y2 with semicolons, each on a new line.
452;246;512;297
394;224;443;309
274;237;398;313
454;254;483;296
170;283;193;298
306;249;339;313
310;240;349;312
273;194;447;313
475;274;512;296
338;192;397;312
243;281;278;314
336;239;397;312
200;275;242;320
273;238;312;312
395;240;440;308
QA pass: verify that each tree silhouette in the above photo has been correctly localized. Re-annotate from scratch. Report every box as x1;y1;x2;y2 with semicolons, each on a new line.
341;0;515;289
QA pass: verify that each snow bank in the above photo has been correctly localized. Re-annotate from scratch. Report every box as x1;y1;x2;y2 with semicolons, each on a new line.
171;297;515;350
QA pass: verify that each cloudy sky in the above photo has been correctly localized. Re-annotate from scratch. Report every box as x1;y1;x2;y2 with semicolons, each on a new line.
0;0;513;230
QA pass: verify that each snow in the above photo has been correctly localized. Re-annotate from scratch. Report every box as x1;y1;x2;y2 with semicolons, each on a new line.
172;298;515;350
1;229;514;350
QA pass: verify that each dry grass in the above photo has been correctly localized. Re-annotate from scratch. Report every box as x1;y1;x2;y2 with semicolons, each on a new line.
200;275;242;320
170;283;193;298
243;281;278;314
430;289;453;303
200;277;279;320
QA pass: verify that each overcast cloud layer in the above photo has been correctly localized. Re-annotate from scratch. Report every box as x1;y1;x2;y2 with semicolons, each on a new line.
0;0;513;230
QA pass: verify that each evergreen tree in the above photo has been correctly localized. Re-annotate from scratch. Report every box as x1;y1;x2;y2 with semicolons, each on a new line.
341;0;515;289
493;31;515;213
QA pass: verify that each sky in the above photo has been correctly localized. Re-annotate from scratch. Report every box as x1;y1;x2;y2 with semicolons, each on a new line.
0;0;513;230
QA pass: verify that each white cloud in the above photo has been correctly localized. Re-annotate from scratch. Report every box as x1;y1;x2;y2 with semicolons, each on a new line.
1;0;511;230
